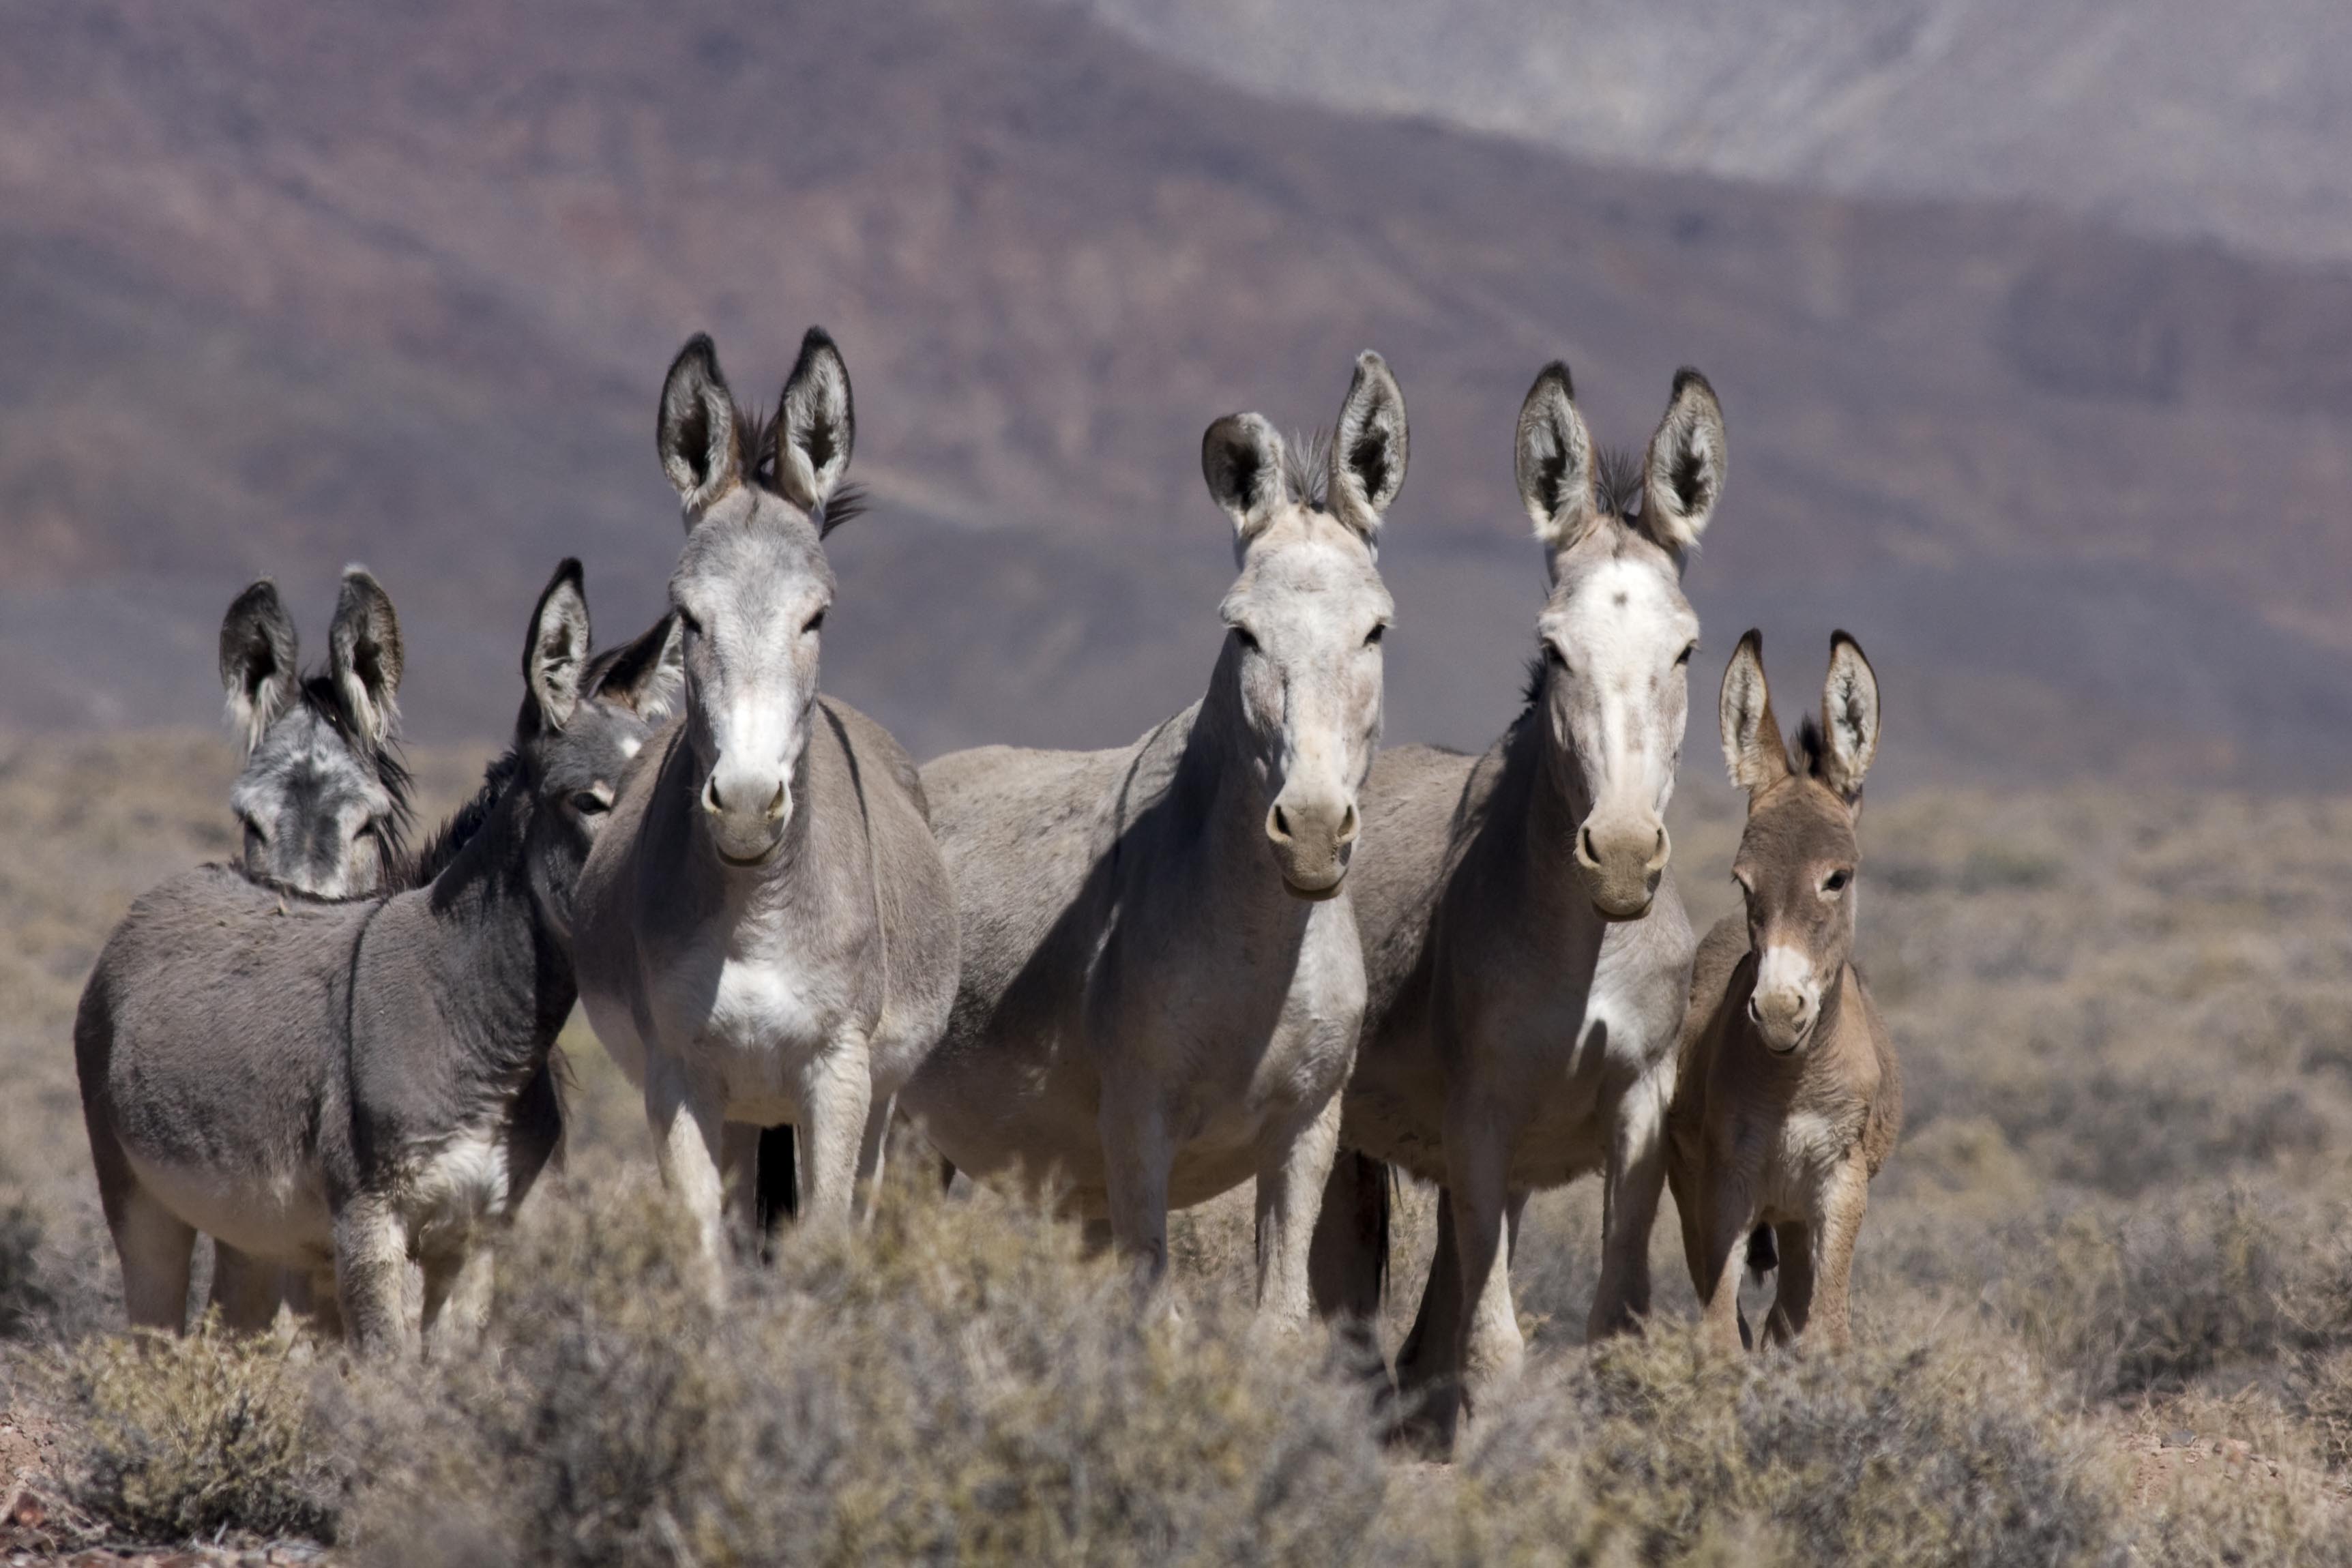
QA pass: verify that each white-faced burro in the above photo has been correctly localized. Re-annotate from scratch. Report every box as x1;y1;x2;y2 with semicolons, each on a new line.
571;331;959;1284
900;353;1407;1325
1667;630;1902;1352
75;561;680;1352
1312;364;1726;1440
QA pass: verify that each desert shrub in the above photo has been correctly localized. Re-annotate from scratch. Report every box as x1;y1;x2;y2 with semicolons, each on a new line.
0;1187;48;1335
1372;1327;2121;1568
351;1166;1389;1566
61;1321;340;1543
2136;1456;2352;1568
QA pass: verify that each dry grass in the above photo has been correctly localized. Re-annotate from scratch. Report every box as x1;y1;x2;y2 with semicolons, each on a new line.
8;733;2352;1560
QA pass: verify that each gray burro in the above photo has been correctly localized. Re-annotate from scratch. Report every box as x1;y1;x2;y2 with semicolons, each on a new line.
900;354;1409;1327
571;331;960;1292
75;561;681;1353
1312;362;1727;1444
1667;629;1902;1353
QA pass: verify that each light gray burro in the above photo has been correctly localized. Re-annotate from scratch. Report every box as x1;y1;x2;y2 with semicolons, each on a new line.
900;353;1408;1324
218;566;413;899
1311;363;1728;1437
76;561;679;1350
1666;629;1900;1352
572;331;958;1282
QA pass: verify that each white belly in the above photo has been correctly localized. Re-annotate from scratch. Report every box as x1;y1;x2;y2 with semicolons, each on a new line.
128;1154;333;1266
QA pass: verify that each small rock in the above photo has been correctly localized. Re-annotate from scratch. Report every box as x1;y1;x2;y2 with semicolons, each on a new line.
2160;1428;2198;1449
5;1491;40;1529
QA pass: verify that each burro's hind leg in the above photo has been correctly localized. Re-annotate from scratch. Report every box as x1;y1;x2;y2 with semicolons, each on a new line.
1588;1069;1671;1339
854;1091;896;1226
1763;1219;1814;1347
422;1241;496;1356
209;1243;289;1333
112;1185;198;1333
1309;1150;1390;1327
1252;1090;1344;1330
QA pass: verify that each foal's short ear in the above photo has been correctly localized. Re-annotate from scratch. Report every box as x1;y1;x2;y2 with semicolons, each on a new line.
219;580;299;757
591;612;686;724
658;334;742;515
774;327;855;516
1515;361;1600;551
523;559;591;732
1817;631;1880;803
327;565;402;747
1201;412;1289;544
1642;368;1727;554
1720;630;1790;792
1327;350;1408;542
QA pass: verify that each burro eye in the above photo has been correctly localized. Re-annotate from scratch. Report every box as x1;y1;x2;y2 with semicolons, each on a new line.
1823;868;1852;894
804;609;826;637
1231;625;1260;653
572;788;613;816
1364;623;1387;649
675;607;705;638
1675;640;1698;668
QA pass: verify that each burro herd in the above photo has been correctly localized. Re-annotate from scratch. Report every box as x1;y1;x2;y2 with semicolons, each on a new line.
72;328;1897;1446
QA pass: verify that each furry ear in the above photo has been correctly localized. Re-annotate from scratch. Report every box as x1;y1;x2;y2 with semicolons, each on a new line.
327;565;403;747
1720;630;1790;792
1817;630;1880;802
1642;368;1727;553
1327;350;1407;542
591;612;686;724
1515;361;1600;551
1201;413;1289;544
523;559;591;732
218;580;299;757
658;334;742;514
774;327;855;515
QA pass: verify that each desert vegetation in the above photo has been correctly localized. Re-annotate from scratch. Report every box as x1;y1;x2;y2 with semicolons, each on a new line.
3;729;2351;1561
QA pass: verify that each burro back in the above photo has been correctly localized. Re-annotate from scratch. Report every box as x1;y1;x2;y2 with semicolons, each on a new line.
1310;361;1727;1447
218;567;411;898
1665;629;1902;1353
76;561;679;1352
899;352;1407;1326
570;330;958;1288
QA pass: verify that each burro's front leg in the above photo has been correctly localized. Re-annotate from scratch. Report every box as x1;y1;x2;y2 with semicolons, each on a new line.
795;1037;876;1228
1098;1073;1174;1296
1692;1167;1758;1355
646;1048;730;1301
334;1194;413;1357
1252;1089;1344;1329
1806;1152;1872;1351
1445;1104;1525;1410
1588;1065;1673;1339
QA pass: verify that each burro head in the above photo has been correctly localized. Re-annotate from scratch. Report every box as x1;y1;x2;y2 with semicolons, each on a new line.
653;329;857;868
1201;351;1407;899
1719;630;1881;1053
512;559;683;940
1516;363;1727;921
219;568;412;897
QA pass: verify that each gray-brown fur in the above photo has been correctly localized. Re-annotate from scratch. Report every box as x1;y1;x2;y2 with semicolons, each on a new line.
77;561;679;1352
1310;363;1727;1443
219;569;413;898
1666;630;1902;1353
899;355;1407;1324
572;331;958;1282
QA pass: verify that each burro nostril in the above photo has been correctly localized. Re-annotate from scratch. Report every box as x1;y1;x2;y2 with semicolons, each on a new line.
1336;802;1361;846
767;781;788;819
1577;826;1600;866
1267;803;1293;844
701;774;724;816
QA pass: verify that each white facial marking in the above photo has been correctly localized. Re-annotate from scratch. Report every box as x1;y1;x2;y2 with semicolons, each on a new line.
621;734;643;759
1754;943;1818;1013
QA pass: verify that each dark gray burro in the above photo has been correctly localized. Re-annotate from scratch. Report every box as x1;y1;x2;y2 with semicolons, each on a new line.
75;561;679;1352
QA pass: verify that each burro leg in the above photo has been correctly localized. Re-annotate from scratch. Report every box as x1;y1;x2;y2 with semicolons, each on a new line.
646;1048;730;1301
1445;1107;1525;1418
113;1186;197;1333
854;1091;896;1225
422;1239;496;1356
1694;1174;1756;1356
207;1243;285;1334
1098;1075;1174;1296
334;1195;413;1356
1588;1065;1673;1339
794;1035;875;1228
1807;1154;1871;1351
1252;1089;1344;1329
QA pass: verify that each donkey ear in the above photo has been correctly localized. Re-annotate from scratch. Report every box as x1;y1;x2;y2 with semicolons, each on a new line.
1515;361;1600;551
591;612;685;724
327;565;402;747
658;334;742;514
1201;413;1289;544
1817;631;1880;802
523;559;591;733
219;580;299;757
1641;368;1727;554
774;327;855;515
1720;630;1789;792
1327;351;1407;542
